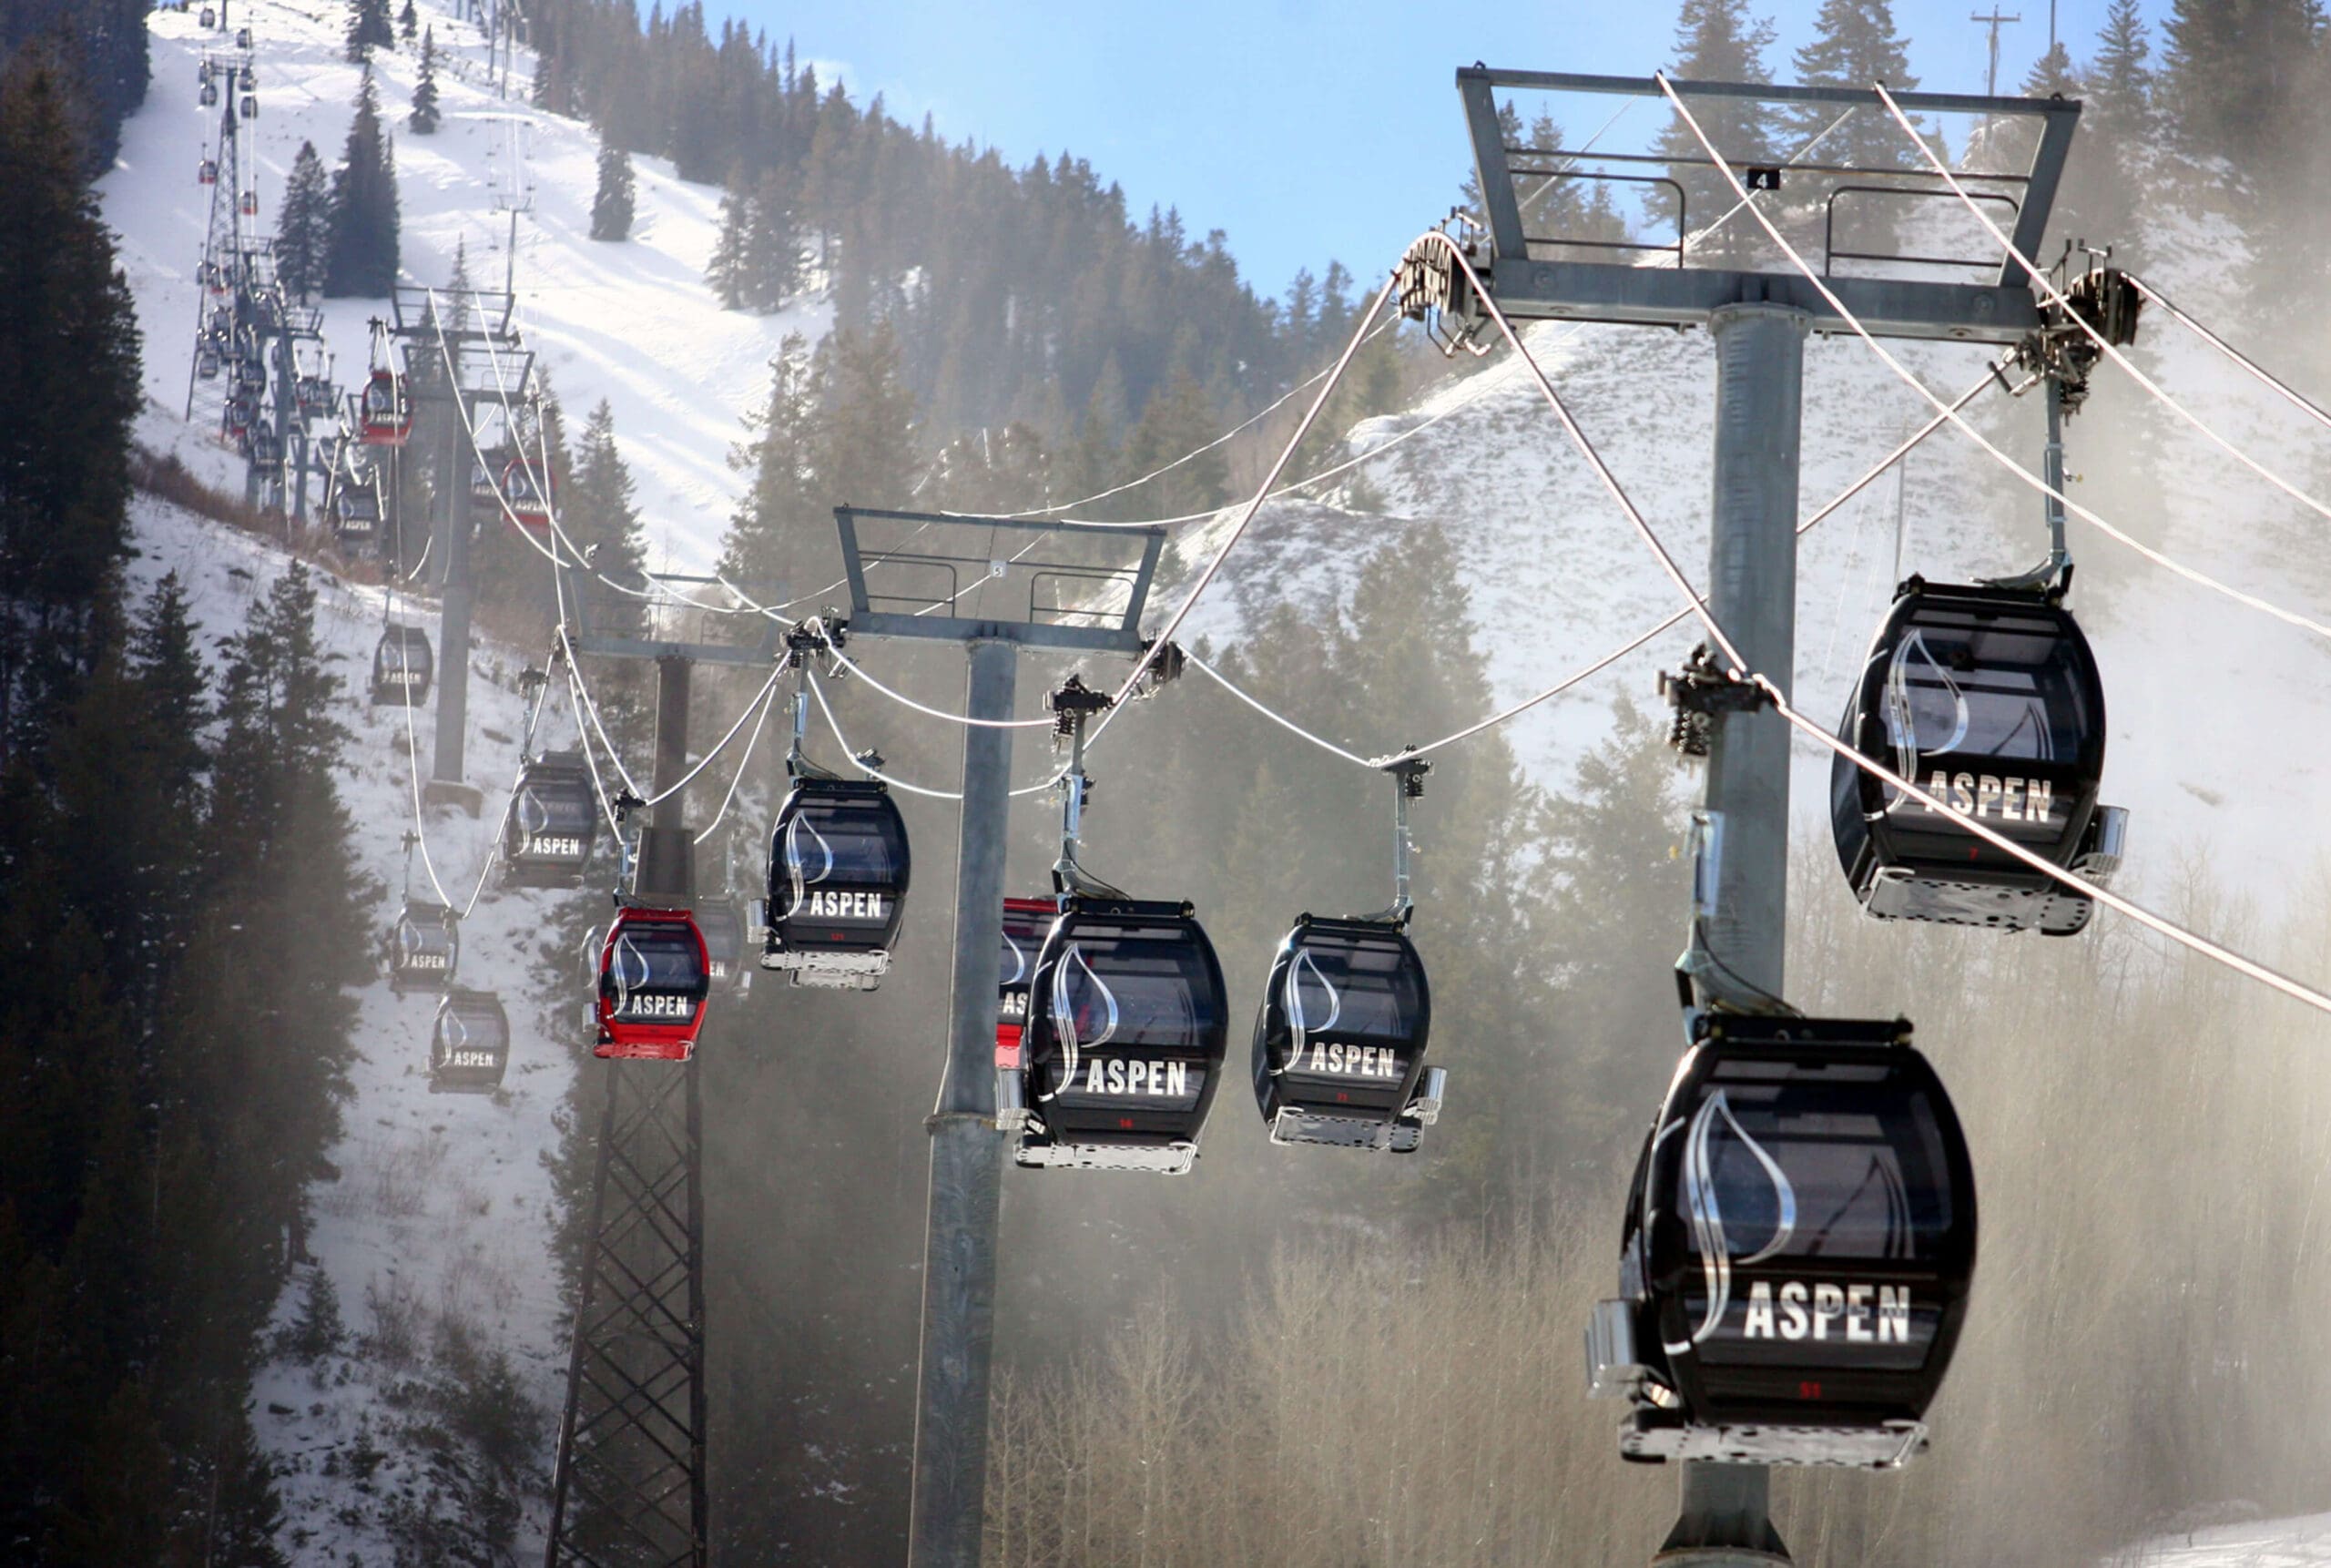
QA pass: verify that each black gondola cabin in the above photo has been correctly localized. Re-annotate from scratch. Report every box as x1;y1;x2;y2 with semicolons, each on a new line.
1251;915;1444;1153
1832;581;2126;935
1589;1014;1976;1469
501;752;599;887
430;989;509;1094
371;625;433;708
759;779;910;989
388;901;459;995
594;908;711;1061
1013;897;1229;1175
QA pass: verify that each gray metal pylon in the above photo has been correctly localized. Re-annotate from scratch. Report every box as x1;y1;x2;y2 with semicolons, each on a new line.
543;1058;707;1568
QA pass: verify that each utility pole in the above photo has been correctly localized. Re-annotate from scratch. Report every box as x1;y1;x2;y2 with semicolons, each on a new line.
1972;7;2021;97
828;505;1167;1567
1424;66;2082;1568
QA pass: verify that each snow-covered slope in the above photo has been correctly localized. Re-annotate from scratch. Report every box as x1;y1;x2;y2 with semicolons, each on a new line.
124;492;578;1557
116;0;824;568
2122;1510;2331;1565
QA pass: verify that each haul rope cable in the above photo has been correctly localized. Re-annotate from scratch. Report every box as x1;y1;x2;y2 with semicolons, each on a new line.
1874;84;2331;533
693;672;780;845
434;298;792;802
1477;106;2331;1022
1176;369;2001;773
1649;76;2331;647
2124;272;2331;441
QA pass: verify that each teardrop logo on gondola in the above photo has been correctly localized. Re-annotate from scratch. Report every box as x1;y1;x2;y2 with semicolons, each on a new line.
782;815;836;918
1279;948;1342;1075
1670;1090;1797;1354
1883;629;1970;781
609;932;654;1018
1041;943;1119;1100
515;786;552;837
438;1006;469;1066
1001;929;1029;988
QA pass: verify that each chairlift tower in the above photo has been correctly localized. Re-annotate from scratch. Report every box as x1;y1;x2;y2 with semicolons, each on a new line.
1406;67;2080;1566
542;568;786;1568
826;506;1167;1568
183;56;253;439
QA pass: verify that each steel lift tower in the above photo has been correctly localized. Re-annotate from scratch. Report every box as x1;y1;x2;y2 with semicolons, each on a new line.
542;567;786;1568
1405;67;2078;1566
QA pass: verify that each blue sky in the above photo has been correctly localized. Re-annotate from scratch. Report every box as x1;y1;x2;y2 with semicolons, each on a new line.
706;0;2165;300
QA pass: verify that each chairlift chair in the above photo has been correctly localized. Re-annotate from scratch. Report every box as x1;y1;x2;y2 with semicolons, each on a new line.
758;778;911;989
1012;896;1230;1176
196;346;221;381
359;369;412;446
594;906;711;1061
1252;915;1441;1153
429;988;509;1094
1587;1014;1977;1470
501;751;600;887
1831;579;2126;936
370;624;433;708
388;901;459;995
992;895;1061;1130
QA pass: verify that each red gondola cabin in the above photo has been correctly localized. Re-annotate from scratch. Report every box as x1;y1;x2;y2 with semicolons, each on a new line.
359;369;412;446
594;907;711;1062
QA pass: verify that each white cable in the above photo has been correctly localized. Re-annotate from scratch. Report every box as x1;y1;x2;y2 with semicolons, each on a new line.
811;624;1054;730
561;658;630;837
396;668;457;908
1873;84;2331;535
802;667;963;799
637;662;789;809
1653;76;2331;647
1183;651;1376;767
2126;272;2331;441
1449;168;2331;1021
695;673;779;845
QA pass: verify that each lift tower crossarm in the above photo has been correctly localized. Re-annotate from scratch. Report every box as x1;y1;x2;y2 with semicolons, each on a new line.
1456;66;2078;311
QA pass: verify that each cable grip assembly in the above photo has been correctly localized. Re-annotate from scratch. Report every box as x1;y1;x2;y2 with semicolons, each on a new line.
1658;644;1769;758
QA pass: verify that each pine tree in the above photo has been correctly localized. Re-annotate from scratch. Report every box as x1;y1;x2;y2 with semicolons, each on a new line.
0;50;142;753
1121;372;1227;521
589;136;636;241
408;26;442;135
811;322;918;509
565;400;651;649
2089;0;2155;127
275;140;330;300
399;0;418;43
2160;0;2320;171
344;0;394;62
707;178;750;308
1653;0;1781;258
323;65;400;297
719;334;818;585
742;165;802;311
1789;0;1921;168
